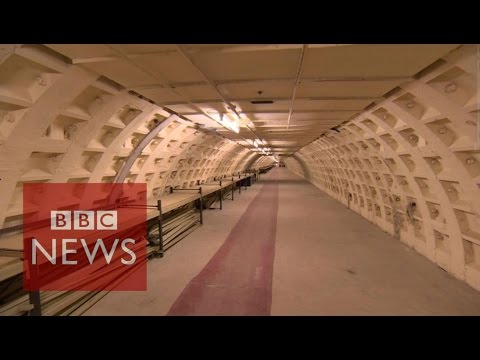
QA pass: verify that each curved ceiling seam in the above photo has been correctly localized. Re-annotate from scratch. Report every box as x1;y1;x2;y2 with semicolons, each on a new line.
129;119;192;192
85;100;163;183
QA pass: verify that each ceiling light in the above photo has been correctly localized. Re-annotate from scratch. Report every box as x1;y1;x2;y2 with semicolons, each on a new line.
250;100;274;104
222;116;240;133
218;114;239;133
208;112;240;134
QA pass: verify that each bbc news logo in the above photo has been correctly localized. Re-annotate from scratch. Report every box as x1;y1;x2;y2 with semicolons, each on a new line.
51;210;117;230
23;183;147;291
32;210;136;266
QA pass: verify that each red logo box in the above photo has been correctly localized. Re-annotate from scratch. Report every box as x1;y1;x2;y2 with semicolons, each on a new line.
23;183;148;291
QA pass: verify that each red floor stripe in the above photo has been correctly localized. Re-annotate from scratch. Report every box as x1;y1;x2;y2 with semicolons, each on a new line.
167;179;279;315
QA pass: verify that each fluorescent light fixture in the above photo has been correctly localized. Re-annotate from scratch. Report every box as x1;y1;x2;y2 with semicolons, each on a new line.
209;112;240;134
222;116;240;133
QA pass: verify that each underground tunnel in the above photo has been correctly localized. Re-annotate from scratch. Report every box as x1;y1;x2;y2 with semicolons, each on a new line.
0;44;479;316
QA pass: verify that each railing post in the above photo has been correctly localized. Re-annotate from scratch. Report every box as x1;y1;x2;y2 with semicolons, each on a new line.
219;180;223;210
198;187;203;225
156;199;164;257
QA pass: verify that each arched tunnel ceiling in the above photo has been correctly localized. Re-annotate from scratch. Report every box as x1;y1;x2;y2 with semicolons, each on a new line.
284;44;480;290
0;43;275;232
43;44;459;154
0;43;479;292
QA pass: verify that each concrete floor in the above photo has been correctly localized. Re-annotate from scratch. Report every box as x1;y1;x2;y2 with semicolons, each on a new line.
85;168;480;315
